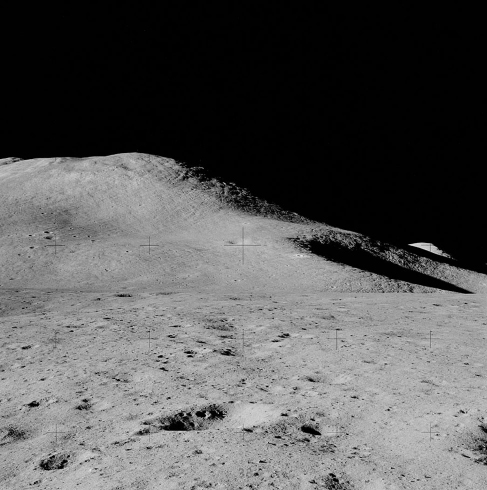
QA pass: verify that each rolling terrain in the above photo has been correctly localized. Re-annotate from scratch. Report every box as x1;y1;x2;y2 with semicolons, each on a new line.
1;154;487;489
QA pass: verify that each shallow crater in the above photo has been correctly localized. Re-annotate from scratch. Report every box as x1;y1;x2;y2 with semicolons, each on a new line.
39;452;72;470
139;403;229;434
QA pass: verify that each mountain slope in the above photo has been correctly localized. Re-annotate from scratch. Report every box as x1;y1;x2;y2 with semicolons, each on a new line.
0;153;485;294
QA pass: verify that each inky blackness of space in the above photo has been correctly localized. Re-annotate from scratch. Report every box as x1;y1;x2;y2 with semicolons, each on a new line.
2;6;483;261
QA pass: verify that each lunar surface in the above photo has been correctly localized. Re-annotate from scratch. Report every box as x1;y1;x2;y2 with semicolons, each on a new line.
1;154;487;489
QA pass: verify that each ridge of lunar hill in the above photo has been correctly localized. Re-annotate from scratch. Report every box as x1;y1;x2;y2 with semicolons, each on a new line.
0;153;486;294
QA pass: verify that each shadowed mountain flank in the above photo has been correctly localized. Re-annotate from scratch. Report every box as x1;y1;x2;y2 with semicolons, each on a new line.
293;236;472;294
0;153;486;293
428;240;487;274
402;244;487;276
291;228;487;294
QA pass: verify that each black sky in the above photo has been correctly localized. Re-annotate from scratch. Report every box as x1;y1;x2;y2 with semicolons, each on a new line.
2;6;483;257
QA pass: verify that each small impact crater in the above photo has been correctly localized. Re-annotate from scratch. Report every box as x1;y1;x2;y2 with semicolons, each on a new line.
303;374;326;383
463;421;487;464
217;348;236;356
139;403;229;434
204;317;234;331
319;473;353;490
75;399;92;410
267;410;347;445
0;425;28;445
39;452;71;470
301;423;322;436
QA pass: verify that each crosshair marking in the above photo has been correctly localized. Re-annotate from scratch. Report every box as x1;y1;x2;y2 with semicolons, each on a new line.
427;330;440;348
143;329;153;354
242;328;245;359
239;417;250;442
150;379;164;402
420;423;440;442
45;235;66;255
323;425;347;436
139;236;160;255
224;227;265;264
46;424;69;445
325;329;341;350
51;331;60;350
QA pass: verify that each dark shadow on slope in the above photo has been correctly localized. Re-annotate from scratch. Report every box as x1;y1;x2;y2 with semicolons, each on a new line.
401;243;487;275
302;240;472;294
